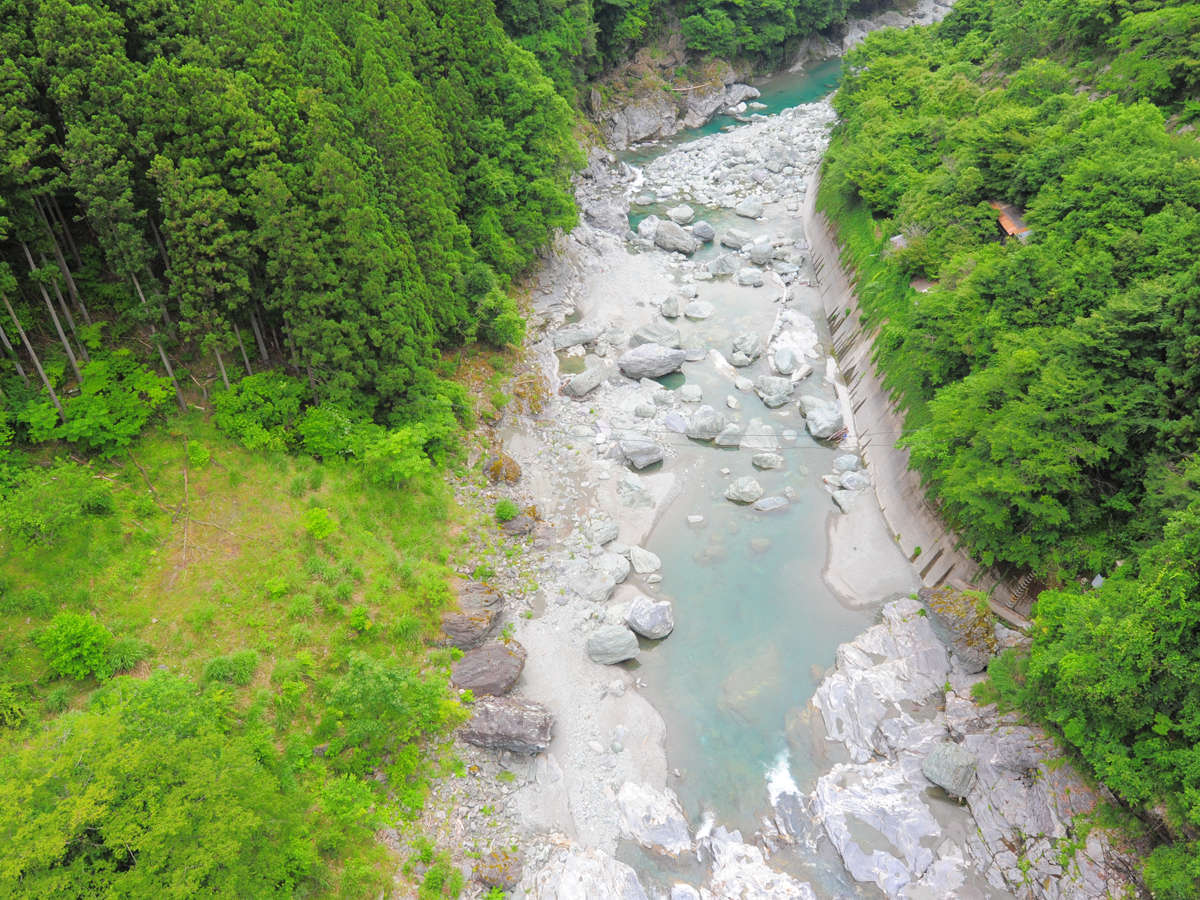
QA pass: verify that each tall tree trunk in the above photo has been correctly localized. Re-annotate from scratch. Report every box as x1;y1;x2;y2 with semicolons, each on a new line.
215;346;230;390
234;325;253;375
3;292;62;418
40;252;89;363
248;308;270;363
22;242;82;382
132;272;186;412
0;319;30;386
50;195;83;268
149;217;170;270
35;197;90;325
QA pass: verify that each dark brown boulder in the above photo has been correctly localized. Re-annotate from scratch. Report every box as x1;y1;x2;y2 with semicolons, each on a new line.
500;514;535;537
451;640;526;696
461;695;553;754
441;581;502;650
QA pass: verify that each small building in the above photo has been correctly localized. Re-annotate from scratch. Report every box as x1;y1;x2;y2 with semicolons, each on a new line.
988;201;1032;242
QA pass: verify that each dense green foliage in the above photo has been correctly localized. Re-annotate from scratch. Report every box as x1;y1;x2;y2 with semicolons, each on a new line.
680;0;855;60
0;417;472;895
823;2;1200;892
822;4;1200;575
0;0;578;446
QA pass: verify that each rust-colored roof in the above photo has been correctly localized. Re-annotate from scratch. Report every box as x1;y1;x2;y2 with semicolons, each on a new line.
988;201;1030;237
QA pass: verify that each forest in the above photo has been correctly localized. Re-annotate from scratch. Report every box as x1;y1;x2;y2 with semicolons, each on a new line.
0;0;579;895
819;0;1200;893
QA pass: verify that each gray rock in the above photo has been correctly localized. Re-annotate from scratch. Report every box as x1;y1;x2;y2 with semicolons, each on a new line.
725;477;764;503
663;411;689;433
441;581;502;650
735;267;765;287
501;514;535;536
735;198;765;219
666;204;694;224
714;424;744;447
632;321;682;348
594;551;631;584
691;220;715;242
618;343;686;379
633;190;656;206
832;490;858;513
572;570;618;604
840;470;871;491
720;228;753;250
753;495;788;512
752;452;784;470
707;253;741;277
636;215;660;241
730;351;752;367
563;364;611;398
617;472;653;508
626;595;674;639
526;844;648;900
774;346;800;375
654;220;702;255
707;826;817;899
634;403;655;418
629;546;662;574
919;585;1000;674
734;375;754;392
552;322;605;350
451;640;527;696
687;405;726;441
582;198;630;235
617;782;691;855
754;375;793;408
678;383;703;403
749;239;774;266
620;438;664;470
586;515;619;545
660;295;681;318
683;300;714;320
732;332;764;362
922;742;978;799
461;695;553;754
833;454;861;473
799;395;844;439
587;625;641;664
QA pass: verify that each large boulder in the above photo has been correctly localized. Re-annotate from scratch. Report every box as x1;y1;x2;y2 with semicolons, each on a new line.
618;343;687;379
594;551;631;585
922;741;978;799
620;438;664;470
735;267;765;287
798;395;844;439
572;570;618;604
563;364;611;398
732;332;764;363
684;300;715;320
720;228;753;250
587;625;641;665
441;582;502;649
687;405;726;441
754;375;793;408
553;322;605;350
525;844;648;900
666;204;694;224
918;585;1000;674
461;695;553;754
451;640;527;696
691;220;715;242
629;546;661;574
735;198;765;219
636;215;660;241
707;254;741;277
617;782;691;856
705;826;817;899
725;477;764;504
654;220;702;255
632;321;682;348
626;595;674;639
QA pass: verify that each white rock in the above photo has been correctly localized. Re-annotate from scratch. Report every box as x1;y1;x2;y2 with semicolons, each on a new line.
629;546;662;574
617;782;692;856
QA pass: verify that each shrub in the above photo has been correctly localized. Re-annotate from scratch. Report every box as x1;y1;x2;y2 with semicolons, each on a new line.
35;612;114;679
203;650;260;686
105;636;150;676
361;426;433;487
302;507;336;540
494;499;519;523
212;372;306;451
0;682;28;728
0;462;115;546
187;441;211;469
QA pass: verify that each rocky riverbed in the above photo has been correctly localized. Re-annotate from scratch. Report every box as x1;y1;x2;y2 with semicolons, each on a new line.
414;36;1142;900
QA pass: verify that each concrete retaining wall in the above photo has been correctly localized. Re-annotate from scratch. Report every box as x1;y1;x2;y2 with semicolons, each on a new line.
803;178;1026;618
